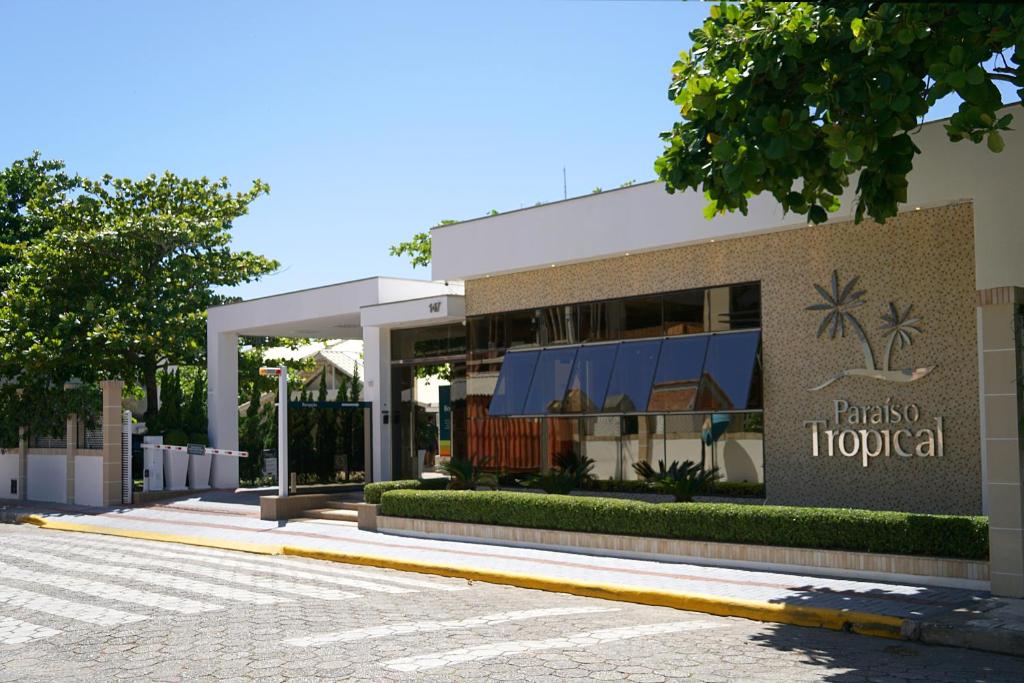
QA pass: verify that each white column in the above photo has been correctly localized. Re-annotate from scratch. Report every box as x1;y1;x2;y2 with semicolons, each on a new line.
362;325;392;482
207;329;239;488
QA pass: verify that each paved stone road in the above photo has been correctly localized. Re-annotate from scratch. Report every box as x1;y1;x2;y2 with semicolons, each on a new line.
0;525;1020;682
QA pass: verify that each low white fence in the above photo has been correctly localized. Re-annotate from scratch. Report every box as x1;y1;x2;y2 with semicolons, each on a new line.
140;443;247;493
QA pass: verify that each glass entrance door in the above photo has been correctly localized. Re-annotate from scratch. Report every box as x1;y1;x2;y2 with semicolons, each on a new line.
390;361;466;480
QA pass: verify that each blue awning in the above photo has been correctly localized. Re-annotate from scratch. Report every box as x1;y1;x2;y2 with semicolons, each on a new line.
487;330;761;417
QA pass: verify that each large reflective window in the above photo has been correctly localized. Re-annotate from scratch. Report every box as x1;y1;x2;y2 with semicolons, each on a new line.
562;343;618;413
522;347;578;415
729;283;762;329
581;416;621;479
505;309;538;349
487;350;539;416
664;414;705;467
694;412;763;483
468;416;541;471
664;289;704;336
602;339;661;413
697;331;761;410
578;301;618;342
621;296;664;339
468;315;505;365
537;305;579;346
648;336;709;412
620;414;661;481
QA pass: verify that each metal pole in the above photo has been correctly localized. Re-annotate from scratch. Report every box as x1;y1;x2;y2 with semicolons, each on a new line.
278;367;289;498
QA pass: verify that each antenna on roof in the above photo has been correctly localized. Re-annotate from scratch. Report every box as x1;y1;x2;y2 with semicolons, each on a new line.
562;167;567;200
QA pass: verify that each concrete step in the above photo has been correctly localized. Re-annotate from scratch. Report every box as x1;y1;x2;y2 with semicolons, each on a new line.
299;508;358;522
324;501;361;511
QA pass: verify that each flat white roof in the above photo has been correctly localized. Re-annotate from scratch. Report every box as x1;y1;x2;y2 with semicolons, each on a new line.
207;276;462;338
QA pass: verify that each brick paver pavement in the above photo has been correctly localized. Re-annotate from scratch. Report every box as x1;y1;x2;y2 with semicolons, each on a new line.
0;524;1021;682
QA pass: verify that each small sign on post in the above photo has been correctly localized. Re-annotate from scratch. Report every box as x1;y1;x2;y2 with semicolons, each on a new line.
187;443;205;457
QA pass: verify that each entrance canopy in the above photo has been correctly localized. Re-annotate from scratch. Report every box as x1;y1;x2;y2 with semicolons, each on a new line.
206;276;463;487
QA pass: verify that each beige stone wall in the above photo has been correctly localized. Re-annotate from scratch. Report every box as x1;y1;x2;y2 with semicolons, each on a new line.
466;203;981;514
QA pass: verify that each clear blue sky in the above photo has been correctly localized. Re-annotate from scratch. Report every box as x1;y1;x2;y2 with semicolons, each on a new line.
1;1;1013;300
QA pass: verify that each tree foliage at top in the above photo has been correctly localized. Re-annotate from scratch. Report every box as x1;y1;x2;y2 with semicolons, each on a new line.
0;160;279;420
388;219;457;268
655;2;1023;225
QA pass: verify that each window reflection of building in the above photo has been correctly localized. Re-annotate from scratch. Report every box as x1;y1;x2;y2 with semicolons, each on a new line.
465;282;765;485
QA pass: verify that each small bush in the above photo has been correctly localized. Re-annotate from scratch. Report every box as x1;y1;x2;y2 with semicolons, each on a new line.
521;451;595;495
163;429;189;446
633;460;720;502
363;478;448;504
438;457;497;490
378;490;988;560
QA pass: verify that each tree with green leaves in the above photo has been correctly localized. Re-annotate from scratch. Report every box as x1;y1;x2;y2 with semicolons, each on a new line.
314;372;337;480
0;167;279;423
239;384;264;482
388;219;457;268
0;153;79;279
655;2;1023;225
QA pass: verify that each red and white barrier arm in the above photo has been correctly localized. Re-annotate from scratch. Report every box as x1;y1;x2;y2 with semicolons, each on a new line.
140;444;248;458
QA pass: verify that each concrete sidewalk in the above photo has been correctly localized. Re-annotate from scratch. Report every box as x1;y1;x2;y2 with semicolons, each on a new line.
2;495;1022;658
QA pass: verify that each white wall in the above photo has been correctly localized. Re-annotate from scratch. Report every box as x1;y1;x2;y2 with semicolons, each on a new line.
0;451;18;500
26;453;67;504
73;455;104;507
431;105;1024;292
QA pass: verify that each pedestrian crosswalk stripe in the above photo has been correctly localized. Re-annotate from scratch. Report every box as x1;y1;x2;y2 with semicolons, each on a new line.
0;561;223;615
29;536;415;594
56;533;468;592
0;585;147;627
286;606;620;647
1;546;289;606
0;616;61;645
383;620;728;672
5;540;358;602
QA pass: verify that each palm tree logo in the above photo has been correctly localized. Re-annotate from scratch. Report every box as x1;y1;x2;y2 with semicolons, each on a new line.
806;270;934;391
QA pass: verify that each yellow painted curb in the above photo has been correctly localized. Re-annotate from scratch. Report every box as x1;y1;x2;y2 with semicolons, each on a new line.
282;546;908;640
17;514;908;640
19;515;283;557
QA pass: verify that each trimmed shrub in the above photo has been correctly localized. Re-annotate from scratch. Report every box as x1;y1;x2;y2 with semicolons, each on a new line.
163;429;189;446
579;478;766;498
378;490;988;560
363;478;448;504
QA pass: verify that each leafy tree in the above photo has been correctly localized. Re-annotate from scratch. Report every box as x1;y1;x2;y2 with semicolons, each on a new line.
655;2;1023;225
239;384;264;482
314;372;337;480
289;389;316;479
0;169;278;423
0;153;79;280
388;219;457;268
183;370;207;440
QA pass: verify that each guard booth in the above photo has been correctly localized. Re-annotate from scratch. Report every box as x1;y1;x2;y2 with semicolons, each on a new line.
286;400;373;483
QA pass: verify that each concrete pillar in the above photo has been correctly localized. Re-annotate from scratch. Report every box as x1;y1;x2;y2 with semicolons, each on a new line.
978;287;1024;597
208;329;239;488
101;380;124;506
362;325;391;482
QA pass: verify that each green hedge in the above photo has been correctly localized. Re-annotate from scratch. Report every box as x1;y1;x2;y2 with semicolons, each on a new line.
363;478;449;504
581;479;766;498
378;490;988;560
